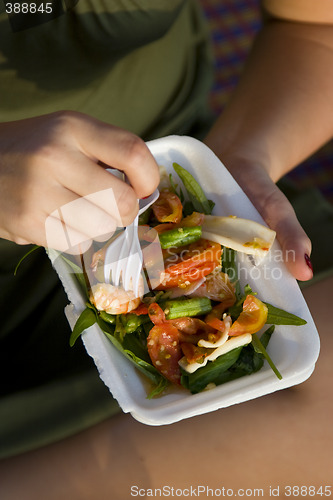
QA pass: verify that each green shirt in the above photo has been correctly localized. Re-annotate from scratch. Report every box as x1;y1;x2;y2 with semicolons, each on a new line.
0;0;213;137
0;0;213;458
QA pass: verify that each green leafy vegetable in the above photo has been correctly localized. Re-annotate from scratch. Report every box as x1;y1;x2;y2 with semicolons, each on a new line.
173;163;214;215
181;347;243;394
68;164;305;398
59;253;90;297
227;284;256;319
252;327;282;379
221;247;241;300
265;303;307;326
70;307;97;347
181;323;278;393
168;173;185;202
147;377;169;399
14;245;42;275
138;208;152;225
103;331;168;398
71;304;167;398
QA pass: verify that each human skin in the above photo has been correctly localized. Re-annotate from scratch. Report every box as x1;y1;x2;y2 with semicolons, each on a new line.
204;17;333;281
0;273;331;500
1;6;332;277
0;111;160;253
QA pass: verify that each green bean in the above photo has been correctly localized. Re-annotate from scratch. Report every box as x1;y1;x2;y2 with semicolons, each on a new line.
159;226;202;249
163;297;212;319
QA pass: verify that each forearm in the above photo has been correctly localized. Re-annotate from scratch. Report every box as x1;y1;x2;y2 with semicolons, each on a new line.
205;19;333;182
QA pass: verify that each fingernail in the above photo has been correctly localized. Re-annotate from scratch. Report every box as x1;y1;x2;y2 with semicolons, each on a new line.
304;254;313;272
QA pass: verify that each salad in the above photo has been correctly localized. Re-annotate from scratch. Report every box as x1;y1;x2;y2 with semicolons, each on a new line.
70;163;306;398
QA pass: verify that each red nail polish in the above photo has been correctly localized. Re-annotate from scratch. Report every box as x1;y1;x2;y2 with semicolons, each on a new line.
304;254;313;272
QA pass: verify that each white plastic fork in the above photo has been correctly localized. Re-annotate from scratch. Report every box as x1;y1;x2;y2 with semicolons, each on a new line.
103;186;159;297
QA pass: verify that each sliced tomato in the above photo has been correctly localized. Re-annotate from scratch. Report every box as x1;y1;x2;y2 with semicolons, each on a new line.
147;323;182;385
131;303;149;316
229;295;268;336
151;191;183;223
181;211;205;227
157;239;222;289
153;212;204;235
147;302;166;324
180;342;210;365
146;302;182;384
205;303;228;333
153;223;177;234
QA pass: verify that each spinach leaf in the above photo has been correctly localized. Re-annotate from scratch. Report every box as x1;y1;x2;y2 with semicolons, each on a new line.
181;347;243;394
181;325;277;393
122;332;151;364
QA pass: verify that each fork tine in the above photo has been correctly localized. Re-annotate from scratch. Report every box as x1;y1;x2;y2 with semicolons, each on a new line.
119;215;143;295
103;230;125;284
103;181;160;294
113;232;130;287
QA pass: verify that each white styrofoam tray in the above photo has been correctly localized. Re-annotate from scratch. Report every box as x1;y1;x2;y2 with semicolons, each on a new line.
50;135;320;426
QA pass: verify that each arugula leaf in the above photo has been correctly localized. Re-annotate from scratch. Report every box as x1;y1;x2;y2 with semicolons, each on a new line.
147;377;169;399
83;310;168;399
59;253;90;297
252;327;282;379
14;245;42;275
103;331;168;397
70;307;97;347
173;163;214;215
265;303;307;326
168;173;185;202
221;247;242;300
122;332;151;364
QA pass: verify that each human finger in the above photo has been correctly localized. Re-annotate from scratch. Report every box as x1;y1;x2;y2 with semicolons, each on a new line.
56;112;160;200
51;188;120;241
55;148;140;228
229;164;313;281
44;215;93;254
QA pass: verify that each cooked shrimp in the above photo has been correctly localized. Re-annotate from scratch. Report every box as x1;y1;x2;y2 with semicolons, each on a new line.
89;282;142;315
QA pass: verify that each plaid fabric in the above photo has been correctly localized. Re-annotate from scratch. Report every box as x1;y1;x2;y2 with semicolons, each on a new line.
200;0;333;205
201;0;262;113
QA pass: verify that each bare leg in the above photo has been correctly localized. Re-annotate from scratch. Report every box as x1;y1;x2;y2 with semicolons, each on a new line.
0;276;332;500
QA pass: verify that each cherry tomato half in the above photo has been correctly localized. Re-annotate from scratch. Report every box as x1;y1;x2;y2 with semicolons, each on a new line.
229;295;268;336
151;191;183;223
147;323;183;385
